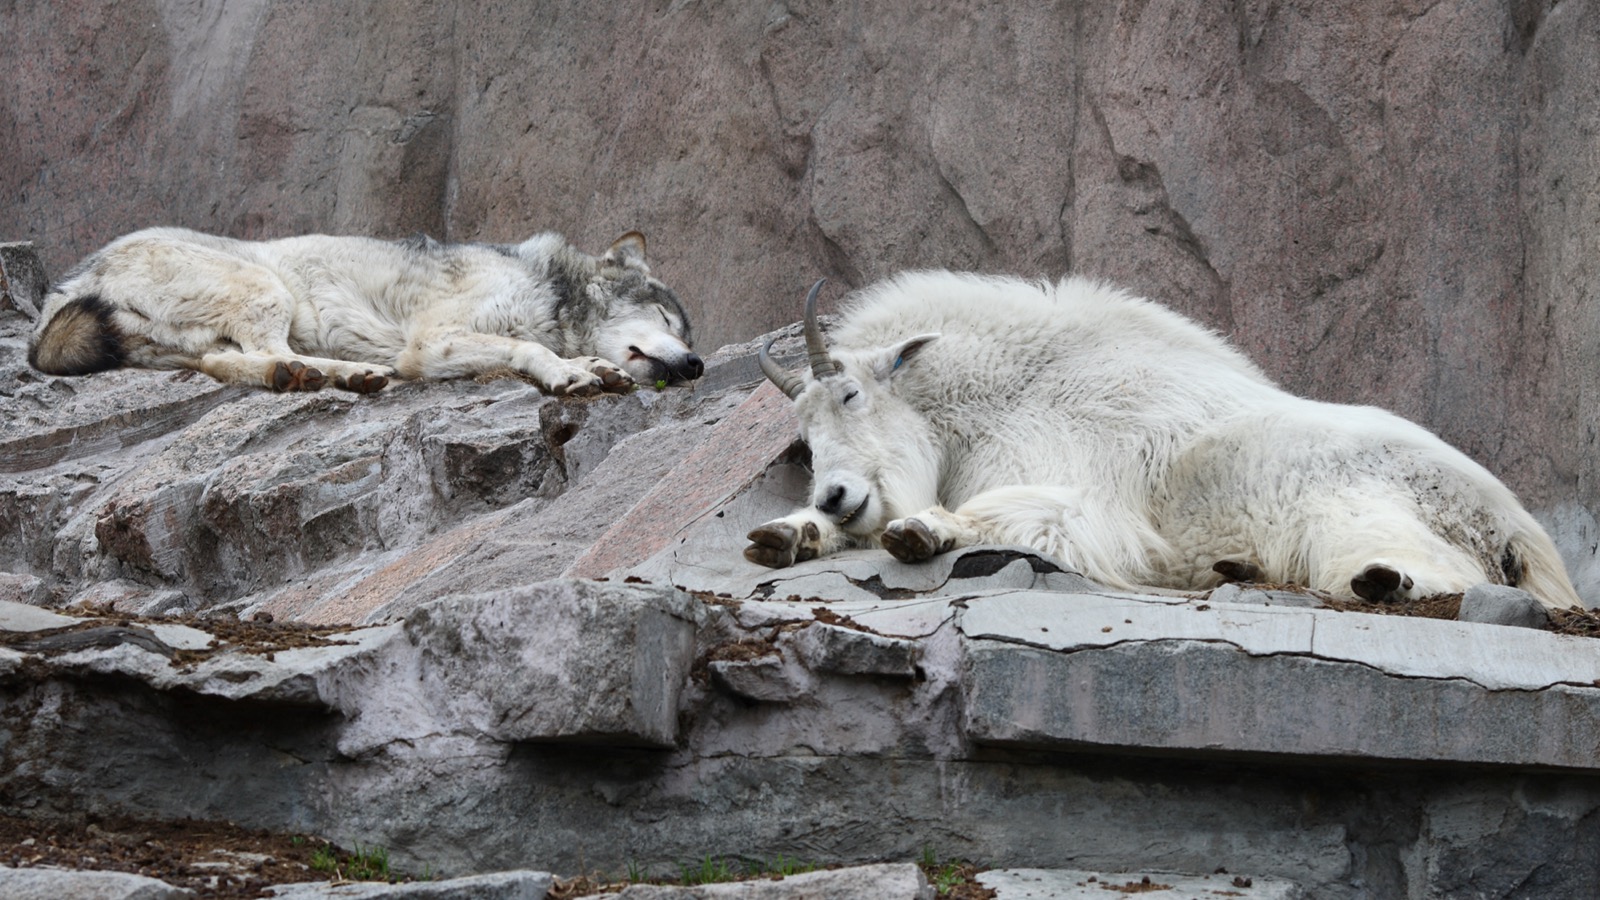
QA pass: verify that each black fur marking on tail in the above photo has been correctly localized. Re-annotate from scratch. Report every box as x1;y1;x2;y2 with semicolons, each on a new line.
28;294;127;375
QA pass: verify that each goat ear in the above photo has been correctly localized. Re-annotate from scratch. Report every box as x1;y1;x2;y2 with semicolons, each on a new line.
873;333;940;381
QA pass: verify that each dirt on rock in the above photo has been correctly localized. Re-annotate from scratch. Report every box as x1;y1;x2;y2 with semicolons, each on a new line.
0;607;364;671
0;812;354;898
1217;580;1600;637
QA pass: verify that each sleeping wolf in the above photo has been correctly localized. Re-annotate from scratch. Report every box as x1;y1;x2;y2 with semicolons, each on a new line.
28;227;701;395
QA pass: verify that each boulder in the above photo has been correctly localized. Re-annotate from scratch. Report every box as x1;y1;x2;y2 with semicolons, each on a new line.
609;864;932;899
0;865;192;900
265;871;553;899
1458;583;1552;629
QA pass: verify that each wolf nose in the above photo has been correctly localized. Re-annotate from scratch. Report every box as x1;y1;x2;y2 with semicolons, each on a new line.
663;353;703;383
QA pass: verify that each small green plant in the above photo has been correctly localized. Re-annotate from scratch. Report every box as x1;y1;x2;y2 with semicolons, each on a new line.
917;846;973;897
626;859;645;883
932;865;965;896
762;855;816;877
654;378;668;391
678;855;738;885
310;843;338;873
291;835;305;847
309;841;394;882
345;843;391;881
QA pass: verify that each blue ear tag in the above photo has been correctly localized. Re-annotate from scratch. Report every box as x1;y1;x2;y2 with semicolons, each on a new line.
893;355;903;370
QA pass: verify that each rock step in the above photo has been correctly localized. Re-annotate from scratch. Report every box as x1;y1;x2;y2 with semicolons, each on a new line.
0;863;1316;899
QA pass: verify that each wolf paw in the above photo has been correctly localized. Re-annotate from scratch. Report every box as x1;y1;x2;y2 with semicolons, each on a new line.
744;520;822;568
542;359;602;397
582;357;634;393
881;517;949;563
271;360;326;392
549;373;602;397
1351;563;1415;603
334;369;391;394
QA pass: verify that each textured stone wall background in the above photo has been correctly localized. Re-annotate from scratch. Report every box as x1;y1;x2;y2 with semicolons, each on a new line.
3;1;1598;551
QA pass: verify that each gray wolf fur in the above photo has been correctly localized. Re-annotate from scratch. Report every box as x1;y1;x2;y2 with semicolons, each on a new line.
29;227;702;395
749;273;1581;610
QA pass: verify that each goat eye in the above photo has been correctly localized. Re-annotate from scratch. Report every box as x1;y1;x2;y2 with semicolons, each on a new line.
842;390;858;404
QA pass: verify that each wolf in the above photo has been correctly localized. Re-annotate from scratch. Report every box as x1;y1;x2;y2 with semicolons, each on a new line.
28;227;702;395
748;274;1582;610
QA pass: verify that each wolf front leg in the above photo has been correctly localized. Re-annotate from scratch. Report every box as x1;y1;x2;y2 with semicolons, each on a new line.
744;507;856;568
400;329;632;394
196;350;392;393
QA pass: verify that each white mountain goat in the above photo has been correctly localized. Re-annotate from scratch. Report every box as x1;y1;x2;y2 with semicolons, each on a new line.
746;273;1582;610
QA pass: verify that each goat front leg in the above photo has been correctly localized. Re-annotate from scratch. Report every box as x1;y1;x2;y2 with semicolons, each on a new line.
744;508;852;568
881;485;1106;569
879;505;971;563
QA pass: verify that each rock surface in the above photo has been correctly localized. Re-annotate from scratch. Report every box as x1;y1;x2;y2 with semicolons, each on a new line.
8;277;1600;897
977;868;1304;899
3;2;1600;596
1458;583;1552;629
610;864;931;899
0;865;194;899
265;871;553;899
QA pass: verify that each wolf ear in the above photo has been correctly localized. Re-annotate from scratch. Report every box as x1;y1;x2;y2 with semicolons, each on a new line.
602;231;648;268
871;333;940;382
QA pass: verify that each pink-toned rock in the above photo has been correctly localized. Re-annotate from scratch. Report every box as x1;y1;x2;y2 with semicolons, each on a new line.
566;383;797;579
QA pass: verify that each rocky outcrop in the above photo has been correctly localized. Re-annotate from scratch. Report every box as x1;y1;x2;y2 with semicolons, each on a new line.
11;227;1600;896
7;8;1600;900
4;2;1599;592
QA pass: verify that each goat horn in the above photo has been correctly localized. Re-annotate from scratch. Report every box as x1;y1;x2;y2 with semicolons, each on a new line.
758;337;804;399
803;279;838;379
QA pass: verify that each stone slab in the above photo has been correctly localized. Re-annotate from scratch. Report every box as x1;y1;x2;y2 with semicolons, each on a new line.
0;864;193;899
611;863;932;899
958;590;1600;691
266;870;553;898
41;623;399;707
961;593;1600;769
329;580;706;753
0;598;78;632
727;594;956;640
567;382;797;579
979;868;1304;899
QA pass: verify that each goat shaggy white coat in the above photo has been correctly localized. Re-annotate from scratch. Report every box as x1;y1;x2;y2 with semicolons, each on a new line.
746;272;1580;610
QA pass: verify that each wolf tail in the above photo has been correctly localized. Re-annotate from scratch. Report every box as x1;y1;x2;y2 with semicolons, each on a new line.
1506;522;1583;611
28;294;127;376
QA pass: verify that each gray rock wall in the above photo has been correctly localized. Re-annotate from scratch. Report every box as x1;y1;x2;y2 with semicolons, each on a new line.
4;2;1598;532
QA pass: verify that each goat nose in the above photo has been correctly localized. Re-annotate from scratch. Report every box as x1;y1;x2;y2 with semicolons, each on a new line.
817;485;846;516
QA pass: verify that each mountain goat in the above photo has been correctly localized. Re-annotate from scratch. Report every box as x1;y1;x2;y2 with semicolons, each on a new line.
746;273;1581;610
